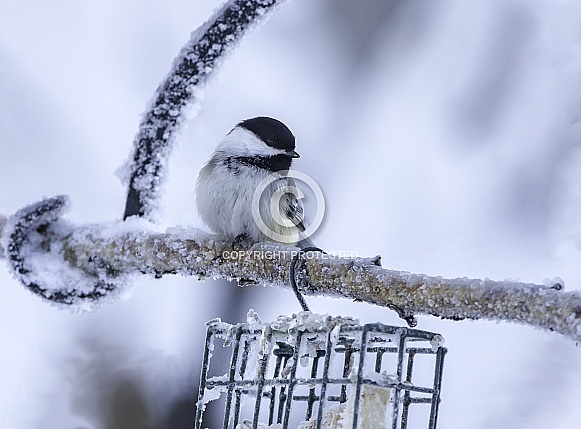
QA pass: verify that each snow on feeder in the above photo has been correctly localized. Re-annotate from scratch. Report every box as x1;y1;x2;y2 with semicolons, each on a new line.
195;311;447;429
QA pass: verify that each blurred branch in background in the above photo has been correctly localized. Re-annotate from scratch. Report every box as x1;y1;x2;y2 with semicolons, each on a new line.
1;197;579;343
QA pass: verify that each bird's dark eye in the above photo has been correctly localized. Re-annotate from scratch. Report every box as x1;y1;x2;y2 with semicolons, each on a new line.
266;138;275;145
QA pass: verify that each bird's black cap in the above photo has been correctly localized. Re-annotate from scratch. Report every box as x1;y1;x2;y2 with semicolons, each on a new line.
239;117;296;151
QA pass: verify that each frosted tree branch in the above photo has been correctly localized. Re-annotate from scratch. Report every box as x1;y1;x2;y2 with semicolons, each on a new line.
2;197;580;342
123;0;287;221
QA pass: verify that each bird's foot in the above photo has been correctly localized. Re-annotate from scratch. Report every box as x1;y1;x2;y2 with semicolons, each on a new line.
232;233;253;250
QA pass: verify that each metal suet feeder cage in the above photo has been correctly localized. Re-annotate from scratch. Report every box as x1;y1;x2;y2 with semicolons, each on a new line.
195;312;447;429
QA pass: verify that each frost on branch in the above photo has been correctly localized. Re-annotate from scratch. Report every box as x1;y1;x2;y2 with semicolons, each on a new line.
2;196;141;311
2;195;580;341
122;0;288;221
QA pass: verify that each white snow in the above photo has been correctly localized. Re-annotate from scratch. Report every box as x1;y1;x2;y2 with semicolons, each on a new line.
197;375;228;407
2;0;581;428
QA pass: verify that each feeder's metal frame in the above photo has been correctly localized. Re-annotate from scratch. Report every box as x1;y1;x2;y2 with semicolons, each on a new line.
195;321;447;429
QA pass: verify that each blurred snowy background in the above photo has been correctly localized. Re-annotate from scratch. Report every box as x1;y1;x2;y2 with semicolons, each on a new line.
2;0;581;427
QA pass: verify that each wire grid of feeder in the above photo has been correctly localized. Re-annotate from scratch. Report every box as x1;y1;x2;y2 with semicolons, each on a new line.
195;315;447;429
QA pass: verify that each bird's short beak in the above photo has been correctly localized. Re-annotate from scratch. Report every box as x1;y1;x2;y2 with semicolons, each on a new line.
287;150;300;158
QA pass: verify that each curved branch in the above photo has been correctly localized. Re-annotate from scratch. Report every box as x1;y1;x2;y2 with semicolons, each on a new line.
2;196;123;307
123;0;288;221
3;200;578;341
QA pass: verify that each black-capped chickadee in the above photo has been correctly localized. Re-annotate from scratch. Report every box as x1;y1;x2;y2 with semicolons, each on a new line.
196;117;315;249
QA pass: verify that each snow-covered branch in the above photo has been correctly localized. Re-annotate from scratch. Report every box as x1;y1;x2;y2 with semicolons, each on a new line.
123;0;287;221
2;197;580;342
56;235;581;342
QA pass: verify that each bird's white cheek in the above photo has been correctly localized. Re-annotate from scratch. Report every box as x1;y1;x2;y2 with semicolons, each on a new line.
216;127;283;157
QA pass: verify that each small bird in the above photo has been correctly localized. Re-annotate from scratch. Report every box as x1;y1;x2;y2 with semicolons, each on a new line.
196;116;315;249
